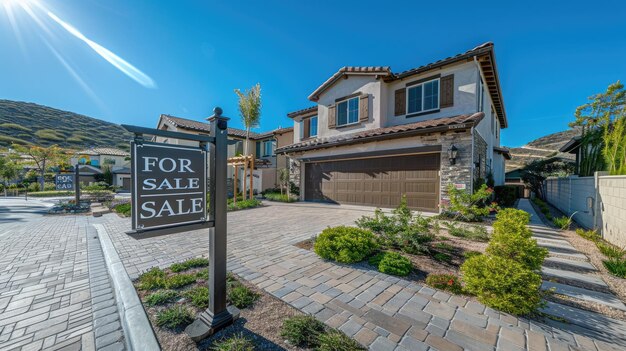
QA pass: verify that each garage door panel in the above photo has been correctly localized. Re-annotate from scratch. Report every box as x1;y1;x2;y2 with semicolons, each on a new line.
305;153;440;211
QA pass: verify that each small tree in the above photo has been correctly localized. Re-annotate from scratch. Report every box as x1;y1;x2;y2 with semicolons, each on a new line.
0;156;22;196
13;144;66;191
234;83;262;198
277;168;290;197
521;158;574;200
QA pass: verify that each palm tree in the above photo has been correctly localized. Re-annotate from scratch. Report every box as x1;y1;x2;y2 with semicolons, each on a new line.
234;84;262;199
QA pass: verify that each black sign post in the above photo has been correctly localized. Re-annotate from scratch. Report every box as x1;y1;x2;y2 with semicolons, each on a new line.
75;166;80;205
122;107;238;341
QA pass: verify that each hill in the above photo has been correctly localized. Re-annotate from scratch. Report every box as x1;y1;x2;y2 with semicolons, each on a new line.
0;100;132;150
505;128;580;171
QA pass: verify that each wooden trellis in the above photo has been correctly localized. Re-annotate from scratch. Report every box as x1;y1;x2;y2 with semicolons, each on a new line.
227;155;255;203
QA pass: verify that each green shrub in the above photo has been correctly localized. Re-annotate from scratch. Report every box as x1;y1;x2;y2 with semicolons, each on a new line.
114;203;131;216
445;222;490;242
137;268;167;290
576;228;600;242
442;184;493;222
317;330;365;351
546;213;553;221
425;274;463;294
552;216;571;230
433;252;452;263
280;316;326;348
494;185;517;206
196;269;209;279
461;255;543;315
264;192;297;202
596;242;625;259
368;252;412;276
228;282;259;309
487;209;547;271
170;258;210;272
603;258;626;278
227;198;262;211
27;182;41;192
463;251;482;260
144;290;178;306
164;274;197;289
183;286;209;309
314;226;378;263
155;306;194;329
210;334;254;351
433;242;455;251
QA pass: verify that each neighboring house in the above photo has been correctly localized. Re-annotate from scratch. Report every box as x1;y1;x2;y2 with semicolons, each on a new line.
505;168;529;198
155;114;293;192
71;147;130;171
277;42;509;212
559;136;583;175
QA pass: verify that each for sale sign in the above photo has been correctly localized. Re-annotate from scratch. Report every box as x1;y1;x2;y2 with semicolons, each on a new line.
131;141;207;232
55;174;75;190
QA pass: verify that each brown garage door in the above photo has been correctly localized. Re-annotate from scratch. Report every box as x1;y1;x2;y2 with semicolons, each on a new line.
305;153;440;211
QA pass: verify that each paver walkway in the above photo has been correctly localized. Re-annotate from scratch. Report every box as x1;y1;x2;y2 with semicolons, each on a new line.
518;199;626;348
0;199;126;351
100;201;626;350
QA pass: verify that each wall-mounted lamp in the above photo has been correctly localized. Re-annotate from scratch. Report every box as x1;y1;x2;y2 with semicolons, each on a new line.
448;145;458;165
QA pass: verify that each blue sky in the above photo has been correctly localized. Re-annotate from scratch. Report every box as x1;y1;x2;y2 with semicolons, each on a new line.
0;0;624;147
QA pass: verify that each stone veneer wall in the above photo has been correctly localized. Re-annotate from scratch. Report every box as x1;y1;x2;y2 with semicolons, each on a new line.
288;157;301;189
439;130;473;204
473;132;487;188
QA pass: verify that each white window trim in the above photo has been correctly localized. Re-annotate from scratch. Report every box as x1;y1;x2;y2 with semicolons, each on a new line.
406;78;440;115
336;96;360;127
310;116;318;137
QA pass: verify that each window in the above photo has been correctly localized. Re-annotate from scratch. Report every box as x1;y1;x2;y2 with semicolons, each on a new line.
407;79;439;114
478;78;485;112
263;139;276;157
336;97;359;126
103;158;116;165
310;116;318;137
299;120;304;139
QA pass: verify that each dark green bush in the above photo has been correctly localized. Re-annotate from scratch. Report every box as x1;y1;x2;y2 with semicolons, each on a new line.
494;185;518;206
114;203;131;216
316;330;365;351
368;252;412;276
461;255;543;315
280;316;326;348
228;282;259;309
164;274;197;289
155;306;194;329
314;226;378;263
137;267;166;290
144;290;178;306
425;274;463;294
170;258;210;273
183;286;209;309
210;334;255;351
603;258;626;278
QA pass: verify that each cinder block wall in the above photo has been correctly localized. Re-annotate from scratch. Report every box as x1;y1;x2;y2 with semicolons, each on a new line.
598;175;626;248
544;176;595;229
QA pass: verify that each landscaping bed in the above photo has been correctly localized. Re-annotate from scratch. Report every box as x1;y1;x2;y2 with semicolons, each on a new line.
135;258;363;350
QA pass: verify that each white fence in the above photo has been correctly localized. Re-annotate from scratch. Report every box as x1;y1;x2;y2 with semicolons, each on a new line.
544;173;626;248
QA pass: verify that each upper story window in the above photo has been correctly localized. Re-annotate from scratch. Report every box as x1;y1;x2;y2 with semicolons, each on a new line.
478;78;485;112
407;78;439;114
337;97;359;126
310;116;318;137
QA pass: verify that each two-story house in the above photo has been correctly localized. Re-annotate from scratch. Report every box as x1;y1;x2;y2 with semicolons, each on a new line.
155;114;293;192
277;42;510;212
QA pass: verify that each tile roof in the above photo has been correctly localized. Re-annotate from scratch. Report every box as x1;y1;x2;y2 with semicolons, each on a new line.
287;106;317;118
276;112;484;154
309;67;392;101
493;146;512;160
160;114;291;140
75;147;129;157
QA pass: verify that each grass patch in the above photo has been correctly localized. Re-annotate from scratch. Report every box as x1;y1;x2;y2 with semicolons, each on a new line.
228;198;262;211
603;259;626;278
137;268;167;290
0;123;31;132
264;192;297;202
144;290;178;306
170;257;209;273
228;282;259;309
196;268;209;280
183;286;209;309
114;203;131;216
210;334;255;351
433;252;452;263
317;330;365;351
576;228;600;242
280;315;326;348
552;216;571;230
425;274;464;294
596;242;625;259
445;222;490;242
164;274;197;289
433;242;455;252
155;306;194;330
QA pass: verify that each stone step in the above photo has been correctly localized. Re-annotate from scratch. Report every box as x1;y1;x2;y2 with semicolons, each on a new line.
532;231;567;241
92;207;111;218
534;236;573;247
544;257;595;272
537;242;588;260
540;301;626;347
542;281;626;312
542;267;608;291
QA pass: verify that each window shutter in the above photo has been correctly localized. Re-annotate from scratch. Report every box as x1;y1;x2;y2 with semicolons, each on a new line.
440;75;454;108
255;141;261;158
394;88;406;116
359;95;369;122
303;118;310;139
328;104;336;129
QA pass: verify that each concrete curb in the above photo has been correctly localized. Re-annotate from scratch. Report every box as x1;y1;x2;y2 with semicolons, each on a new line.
93;223;161;351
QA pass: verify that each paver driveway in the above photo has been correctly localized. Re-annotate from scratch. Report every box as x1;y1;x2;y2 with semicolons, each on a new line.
99;201;624;351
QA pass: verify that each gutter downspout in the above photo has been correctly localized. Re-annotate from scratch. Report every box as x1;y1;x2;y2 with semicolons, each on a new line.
471;126;475;193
